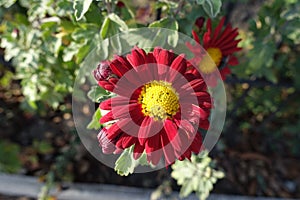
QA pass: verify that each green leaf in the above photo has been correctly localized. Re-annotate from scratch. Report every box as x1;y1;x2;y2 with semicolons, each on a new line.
76;42;92;64
87;85;109;102
138;152;149;166
73;0;93;21
100;13;128;39
179;175;195;197
149;17;178;30
115;145;138;176
0;0;16;8
149;17;179;47
171;151;224;200
87;109;102;130
202;0;222;18
114;146;152;176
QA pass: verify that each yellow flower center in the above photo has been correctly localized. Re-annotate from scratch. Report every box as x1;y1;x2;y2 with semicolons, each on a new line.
138;81;179;121
207;47;222;66
198;47;222;74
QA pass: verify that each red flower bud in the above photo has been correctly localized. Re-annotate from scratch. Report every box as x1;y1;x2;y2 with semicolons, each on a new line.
195;17;205;30
116;1;125;8
93;61;112;81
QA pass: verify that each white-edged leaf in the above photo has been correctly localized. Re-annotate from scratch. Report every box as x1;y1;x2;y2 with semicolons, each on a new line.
73;0;93;21
149;17;179;47
202;0;222;18
87;85;109;102
171;151;224;200
100;13;128;39
114;145;138;176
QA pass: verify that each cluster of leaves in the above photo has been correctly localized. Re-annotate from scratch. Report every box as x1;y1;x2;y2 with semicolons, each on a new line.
227;0;300;154
171;151;224;200
0;0;104;112
234;0;300;84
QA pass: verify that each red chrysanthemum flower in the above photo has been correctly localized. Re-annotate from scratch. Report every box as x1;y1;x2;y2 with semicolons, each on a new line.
187;17;242;83
94;47;212;166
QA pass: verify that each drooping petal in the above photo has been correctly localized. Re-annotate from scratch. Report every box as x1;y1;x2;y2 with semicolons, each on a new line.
98;81;115;92
192;30;200;43
116;133;137;149
97;128;116;154
106;123;123;141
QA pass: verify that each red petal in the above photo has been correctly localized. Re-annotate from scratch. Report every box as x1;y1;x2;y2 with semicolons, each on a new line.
116;134;136;149
190;133;202;154
99;98;112;110
211;17;226;43
199;119;210;130
110;56;132;77
156;49;174;66
133;142;144;160
206;18;212;33
215;28;238;47
146;133;162;152
110;103;139;120
228;56;239;66
174;119;195;138
219;40;241;53
138;117;163;145
106;123;123;140
115;112;142;138
147;149;163;165
98;81;115;92
168;54;187;82
153;47;162;59
127;47;146;67
100;111;114;124
160;131;176;166
192;30;200;43
203;32;211;48
164;119;178;142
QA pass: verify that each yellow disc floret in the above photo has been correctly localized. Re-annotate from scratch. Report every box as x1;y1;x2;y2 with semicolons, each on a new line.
138;81;179;121
199;47;222;74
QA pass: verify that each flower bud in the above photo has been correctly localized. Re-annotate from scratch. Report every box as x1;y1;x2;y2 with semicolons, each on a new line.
93;61;112;81
116;1;125;7
195;17;205;30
